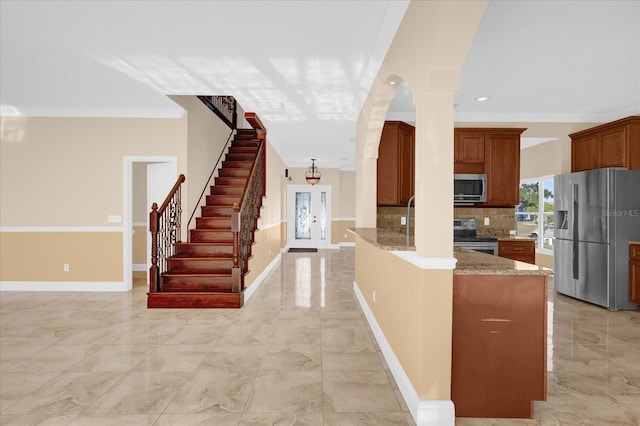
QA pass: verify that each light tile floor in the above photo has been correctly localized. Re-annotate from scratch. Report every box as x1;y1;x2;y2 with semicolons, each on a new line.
1;248;639;425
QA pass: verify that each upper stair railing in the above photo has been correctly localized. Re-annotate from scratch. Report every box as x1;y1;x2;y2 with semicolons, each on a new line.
197;96;237;129
231;112;267;292
149;174;185;294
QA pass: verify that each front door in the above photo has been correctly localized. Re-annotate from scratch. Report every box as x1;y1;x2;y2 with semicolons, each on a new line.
287;185;331;249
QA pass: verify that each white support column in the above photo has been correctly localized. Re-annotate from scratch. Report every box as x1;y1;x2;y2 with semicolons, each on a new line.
413;86;456;258
355;156;378;228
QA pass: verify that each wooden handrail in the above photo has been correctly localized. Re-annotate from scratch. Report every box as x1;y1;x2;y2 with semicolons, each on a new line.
230;112;267;292
158;174;185;214
149;174;185;294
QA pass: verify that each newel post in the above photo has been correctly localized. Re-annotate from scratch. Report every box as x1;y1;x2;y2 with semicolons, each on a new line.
149;202;159;294
231;202;241;293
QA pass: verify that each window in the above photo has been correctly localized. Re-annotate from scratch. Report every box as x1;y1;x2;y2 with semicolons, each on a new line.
516;178;554;253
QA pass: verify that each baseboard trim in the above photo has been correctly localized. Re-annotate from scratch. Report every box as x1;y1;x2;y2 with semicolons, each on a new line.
244;252;281;303
132;263;147;272
339;242;355;247
0;281;128;292
353;281;455;426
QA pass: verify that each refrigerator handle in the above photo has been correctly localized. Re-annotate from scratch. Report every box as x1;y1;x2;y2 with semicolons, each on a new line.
572;183;579;280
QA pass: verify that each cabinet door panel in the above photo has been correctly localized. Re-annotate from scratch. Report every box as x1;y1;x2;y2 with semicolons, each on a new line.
455;131;485;174
598;127;627;168
485;133;520;206
572;136;595;172
377;124;400;205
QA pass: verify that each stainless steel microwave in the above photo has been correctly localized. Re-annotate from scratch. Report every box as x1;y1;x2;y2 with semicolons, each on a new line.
454;174;487;205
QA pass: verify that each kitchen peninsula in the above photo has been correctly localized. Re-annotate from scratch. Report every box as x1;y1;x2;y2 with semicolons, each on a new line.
349;227;551;419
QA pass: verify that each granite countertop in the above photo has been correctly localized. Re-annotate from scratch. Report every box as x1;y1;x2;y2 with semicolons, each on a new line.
348;227;415;250
348;227;552;276
453;247;552;276
496;235;536;241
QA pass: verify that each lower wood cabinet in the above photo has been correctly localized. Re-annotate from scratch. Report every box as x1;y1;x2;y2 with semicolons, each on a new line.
630;243;640;310
498;239;536;264
452;274;548;418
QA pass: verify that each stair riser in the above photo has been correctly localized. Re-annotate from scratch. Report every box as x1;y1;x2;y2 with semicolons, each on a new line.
215;177;247;186
205;195;240;206
225;153;256;161
195;217;232;229
175;243;233;255
209;186;244;195
147;292;243;309
201;206;235;216
166;258;233;273
222;160;253;169
228;147;259;154
232;141;260;148
190;230;233;242
218;169;250;178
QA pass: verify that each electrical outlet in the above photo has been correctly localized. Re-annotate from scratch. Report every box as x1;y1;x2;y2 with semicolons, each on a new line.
373;290;376;302
401;216;407;225
484;217;490;226
344;233;348;238
63;264;69;272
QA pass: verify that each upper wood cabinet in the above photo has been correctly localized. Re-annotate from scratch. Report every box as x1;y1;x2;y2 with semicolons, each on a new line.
455;128;525;207
454;130;485;174
570;116;640;172
377;121;415;206
484;129;525;206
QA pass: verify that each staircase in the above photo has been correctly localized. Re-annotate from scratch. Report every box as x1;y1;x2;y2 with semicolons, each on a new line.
147;128;263;309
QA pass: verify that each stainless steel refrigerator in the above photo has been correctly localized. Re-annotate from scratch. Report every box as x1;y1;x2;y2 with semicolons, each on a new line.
554;168;640;310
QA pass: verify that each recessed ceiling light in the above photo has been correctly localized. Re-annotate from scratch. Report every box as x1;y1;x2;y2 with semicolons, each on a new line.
475;96;490;102
388;80;397;85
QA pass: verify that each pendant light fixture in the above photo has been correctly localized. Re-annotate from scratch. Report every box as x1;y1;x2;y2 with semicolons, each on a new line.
305;158;321;185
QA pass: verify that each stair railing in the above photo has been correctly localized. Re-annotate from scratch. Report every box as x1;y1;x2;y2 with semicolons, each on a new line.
149;174;185;294
197;96;237;129
186;128;236;238
231;113;267;292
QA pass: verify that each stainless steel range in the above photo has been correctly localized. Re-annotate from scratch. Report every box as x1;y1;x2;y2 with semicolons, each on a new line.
453;218;498;255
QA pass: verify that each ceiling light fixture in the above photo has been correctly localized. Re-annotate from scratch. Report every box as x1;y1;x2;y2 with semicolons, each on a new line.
475;96;490;102
305;158;321;185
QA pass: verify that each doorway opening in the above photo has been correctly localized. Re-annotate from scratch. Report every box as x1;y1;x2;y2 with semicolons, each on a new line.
123;156;178;291
286;184;332;250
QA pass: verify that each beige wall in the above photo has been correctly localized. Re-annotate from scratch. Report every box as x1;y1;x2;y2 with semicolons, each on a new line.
0;115;187;285
132;225;147;266
355;236;452;400
536;252;553;269
169;96;234;230
0;232;122;282
0;116;187;227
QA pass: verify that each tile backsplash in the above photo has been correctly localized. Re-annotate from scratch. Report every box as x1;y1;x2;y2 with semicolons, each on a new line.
454;207;516;237
377;206;516;237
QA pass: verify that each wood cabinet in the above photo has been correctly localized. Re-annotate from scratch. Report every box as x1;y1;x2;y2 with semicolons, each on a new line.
454;128;525;206
377;121;415;206
377;124;524;207
499;239;536;264
454;130;485;174
630;243;640;310
570;116;640;172
452;274;547;418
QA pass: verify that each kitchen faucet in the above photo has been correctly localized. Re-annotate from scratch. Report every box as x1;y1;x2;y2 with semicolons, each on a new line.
406;195;415;236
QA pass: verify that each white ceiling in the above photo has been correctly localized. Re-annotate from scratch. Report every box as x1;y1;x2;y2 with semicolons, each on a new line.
1;1;639;169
